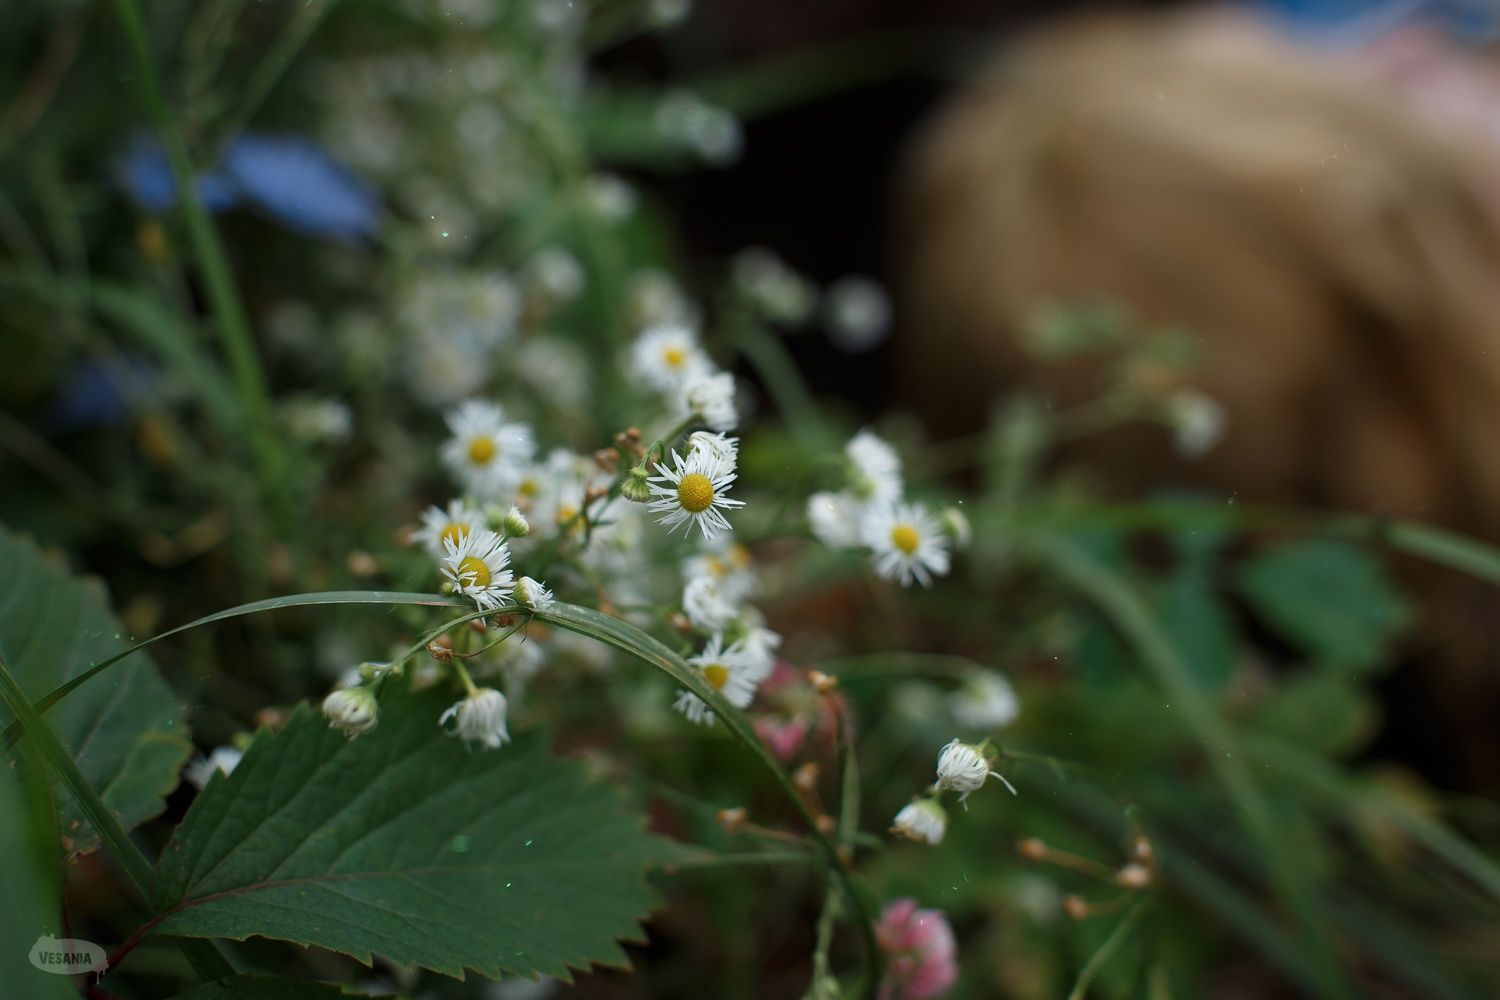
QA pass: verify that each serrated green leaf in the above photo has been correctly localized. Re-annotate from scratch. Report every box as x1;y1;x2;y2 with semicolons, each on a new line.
0;525;190;854
173;975;361;999
1235;540;1412;671
149;685;671;982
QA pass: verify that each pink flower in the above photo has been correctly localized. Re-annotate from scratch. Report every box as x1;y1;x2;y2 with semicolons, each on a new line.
751;661;848;762
874;898;958;1000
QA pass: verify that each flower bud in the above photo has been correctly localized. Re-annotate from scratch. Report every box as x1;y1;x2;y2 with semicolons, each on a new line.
322;686;379;737
891;797;947;845
621;463;653;503
941;507;972;548
502;505;530;538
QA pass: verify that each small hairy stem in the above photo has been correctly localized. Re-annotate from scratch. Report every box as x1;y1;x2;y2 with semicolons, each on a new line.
1065;899;1149;1000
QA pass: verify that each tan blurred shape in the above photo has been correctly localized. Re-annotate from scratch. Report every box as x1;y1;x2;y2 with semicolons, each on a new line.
899;9;1500;781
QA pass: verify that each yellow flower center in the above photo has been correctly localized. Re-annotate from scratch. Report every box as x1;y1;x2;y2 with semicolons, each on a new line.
728;544;751;569
662;346;687;369
703;663;729;690
467;436;496;465
890;524;920;555
677;473;715;513
441;522;467;547
518;478;539;498
457;555;491;588
705;556;727;578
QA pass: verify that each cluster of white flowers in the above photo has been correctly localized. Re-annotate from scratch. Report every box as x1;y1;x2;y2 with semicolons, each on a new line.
629;325;741;436
807;431;966;588
891;738;1017;846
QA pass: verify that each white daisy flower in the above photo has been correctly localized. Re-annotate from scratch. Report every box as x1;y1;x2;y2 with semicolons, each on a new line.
862;501;950;588
682;575;739;632
684;431;739;478
951;671;1020;731
674;634;769;725
647;448;745;539
627;268;698;329
183;746;243;790
440;401;536;497
824;275;891;353
738;624;783;676
480;633;546;682
516;575;555;612
845;430;903;506
679;370;738;431
441;528;515;610
1165;388;1226;458
323;686;379;736
630;323;711;391
891;798;947;845
806;491;860;548
412;498;485;558
584;173;638;222
440;688;511;749
525;247;584;304
682;538;757;603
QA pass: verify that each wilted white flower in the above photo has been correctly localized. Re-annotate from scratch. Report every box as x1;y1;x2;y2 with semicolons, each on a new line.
891;798;947;845
846;430;903;506
441;528;515;610
684;431;739;477
440;688;511;749
862;501;950;588
323;686;379;736
680;370;738;432
806;491;861;548
630;323;712;391
824;275;891;353
682;575;739;632
1165;388;1226;458
674;633;770;725
440;400;536;497
647;448;745;539
951;671;1020;731
183;746;243;790
934;739;994;801
516;575;555;612
413;498;485;558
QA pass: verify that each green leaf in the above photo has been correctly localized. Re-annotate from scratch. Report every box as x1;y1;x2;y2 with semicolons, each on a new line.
149;684;672;982
1155;567;1237;694
1235;539;1412;671
1254;672;1377;756
173;975;362;999
0;525;190;854
0;760;74;1000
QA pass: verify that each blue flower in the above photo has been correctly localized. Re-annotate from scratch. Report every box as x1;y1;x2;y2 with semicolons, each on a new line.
46;355;157;430
1244;0;1499;45
116;130;379;243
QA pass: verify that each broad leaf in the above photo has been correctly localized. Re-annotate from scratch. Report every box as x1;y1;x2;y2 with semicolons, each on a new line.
174;975;361;999
0;526;190;854
1235;540;1412;672
1155;567;1237;694
150;685;672;981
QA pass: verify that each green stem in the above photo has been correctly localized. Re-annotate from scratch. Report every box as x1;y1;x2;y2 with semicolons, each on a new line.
534;601;881;983
0;651;235;980
726;311;832;448
1034;535;1350;999
1065;899;1149;1000
111;0;287;529
213;0;336;145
